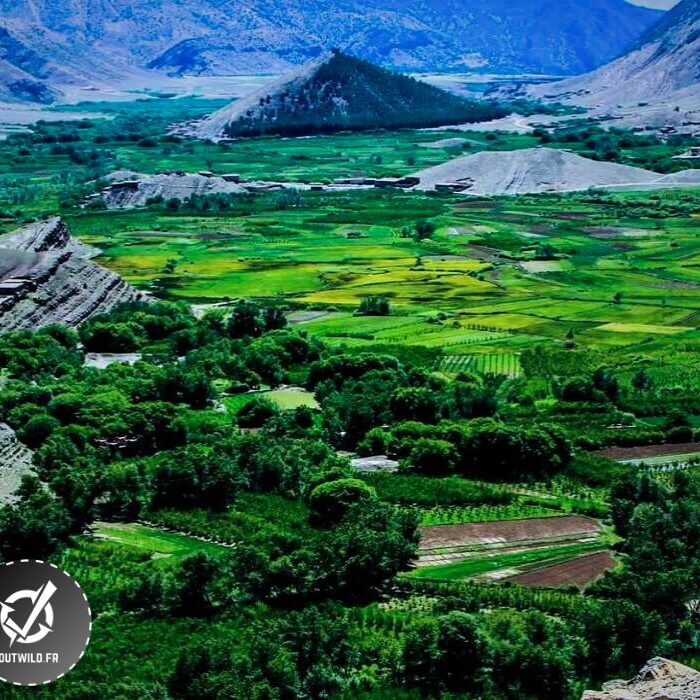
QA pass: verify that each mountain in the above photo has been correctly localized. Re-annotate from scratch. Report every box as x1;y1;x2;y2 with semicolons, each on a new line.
412;147;659;195
521;0;700;112
146;0;663;77
184;51;506;140
0;0;663;94
0;27;59;103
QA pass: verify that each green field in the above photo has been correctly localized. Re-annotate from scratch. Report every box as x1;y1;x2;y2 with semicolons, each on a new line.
52;186;700;367
93;522;229;558
407;541;608;581
3;96;700;699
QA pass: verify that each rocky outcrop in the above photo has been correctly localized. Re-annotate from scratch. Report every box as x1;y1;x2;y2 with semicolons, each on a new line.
0;217;141;330
0;216;75;252
96;172;246;209
0;423;33;504
583;658;700;700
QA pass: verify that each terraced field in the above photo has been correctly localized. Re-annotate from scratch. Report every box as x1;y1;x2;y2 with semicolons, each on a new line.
62;185;700;362
409;514;617;588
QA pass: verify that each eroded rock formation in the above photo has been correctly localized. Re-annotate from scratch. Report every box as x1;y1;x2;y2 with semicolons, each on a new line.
583;658;700;700
0;217;141;330
96;172;247;209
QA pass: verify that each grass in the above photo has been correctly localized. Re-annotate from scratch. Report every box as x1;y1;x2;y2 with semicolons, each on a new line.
419;504;560;526
92;521;228;558
407;541;607;581
265;387;320;410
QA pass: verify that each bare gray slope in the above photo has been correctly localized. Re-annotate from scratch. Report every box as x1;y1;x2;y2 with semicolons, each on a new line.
0;217;141;330
99;172;246;208
413;148;658;195
186;53;334;141
521;0;700;117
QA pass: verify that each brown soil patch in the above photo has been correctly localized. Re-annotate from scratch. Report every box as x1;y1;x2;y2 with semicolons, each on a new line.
594;442;700;461
419;515;601;551
508;551;617;588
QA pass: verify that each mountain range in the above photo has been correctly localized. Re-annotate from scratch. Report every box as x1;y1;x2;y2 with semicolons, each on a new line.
0;0;663;103
515;0;700;127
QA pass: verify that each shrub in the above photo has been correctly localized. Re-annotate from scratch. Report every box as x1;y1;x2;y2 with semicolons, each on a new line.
236;398;280;428
309;478;376;525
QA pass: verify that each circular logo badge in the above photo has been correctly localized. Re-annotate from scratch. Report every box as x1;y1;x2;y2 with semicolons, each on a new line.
0;560;91;686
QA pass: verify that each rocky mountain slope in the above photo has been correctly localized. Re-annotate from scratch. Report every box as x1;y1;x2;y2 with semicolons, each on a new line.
0;217;141;330
96;172;247;209
583;657;700;699
184;51;505;140
412;147;660;195
517;0;700;126
0;423;33;504
0;0;662;95
0;27;62;103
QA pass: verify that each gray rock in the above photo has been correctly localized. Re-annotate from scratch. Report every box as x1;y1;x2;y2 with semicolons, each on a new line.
583;658;700;700
101;172;246;208
412;148;659;196
0;217;141;330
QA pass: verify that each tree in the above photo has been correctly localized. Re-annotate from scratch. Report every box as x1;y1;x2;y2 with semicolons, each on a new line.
17;414;60;448
0;476;72;560
151;445;242;511
356;296;390;316
309;478;376;525
403;612;487;693
390;387;439;423
227;301;263;338
263;306;287;331
414;219;436;240
169;553;220;617
236;397;280;428
632;369;653;393
408;438;457;476
80;321;143;352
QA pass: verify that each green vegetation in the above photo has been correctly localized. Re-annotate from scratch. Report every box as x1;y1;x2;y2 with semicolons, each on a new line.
0;295;699;698
222;51;506;138
407;541;608;581
2;97;700;697
93;522;228;558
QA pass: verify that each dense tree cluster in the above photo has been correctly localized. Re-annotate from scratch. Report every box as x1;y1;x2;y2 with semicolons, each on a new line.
223;52;506;138
1;299;699;698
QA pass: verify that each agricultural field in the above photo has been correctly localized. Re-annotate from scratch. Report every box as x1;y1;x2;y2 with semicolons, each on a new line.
507;551;618;588
54;185;700;369
411;514;617;589
92;521;229;558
